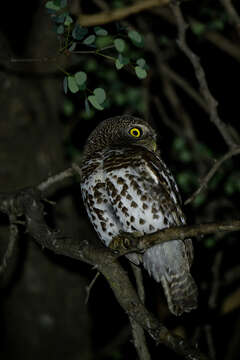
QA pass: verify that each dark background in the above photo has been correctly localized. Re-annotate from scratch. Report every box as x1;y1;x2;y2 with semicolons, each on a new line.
0;1;240;359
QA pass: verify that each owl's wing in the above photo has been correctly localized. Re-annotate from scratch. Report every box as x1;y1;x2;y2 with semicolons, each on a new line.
144;150;194;266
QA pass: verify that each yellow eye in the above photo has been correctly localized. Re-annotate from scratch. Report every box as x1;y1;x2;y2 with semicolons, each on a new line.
129;127;142;138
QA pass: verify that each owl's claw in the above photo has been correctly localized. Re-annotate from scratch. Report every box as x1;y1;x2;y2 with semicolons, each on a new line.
109;231;142;252
109;232;130;251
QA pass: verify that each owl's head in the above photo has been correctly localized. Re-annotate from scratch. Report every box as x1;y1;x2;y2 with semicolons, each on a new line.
83;115;158;159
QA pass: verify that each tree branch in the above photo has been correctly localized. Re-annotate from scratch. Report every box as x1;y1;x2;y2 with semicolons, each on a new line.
219;0;240;37
184;146;240;205
1;166;239;359
78;0;170;27
111;220;240;256
170;1;239;149
130;264;151;360
0;186;208;359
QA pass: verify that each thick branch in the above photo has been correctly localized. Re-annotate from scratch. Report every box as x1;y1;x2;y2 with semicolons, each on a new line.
0;188;207;359
78;0;170;27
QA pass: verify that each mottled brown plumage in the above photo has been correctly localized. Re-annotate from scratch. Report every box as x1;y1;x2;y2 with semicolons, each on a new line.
80;115;198;315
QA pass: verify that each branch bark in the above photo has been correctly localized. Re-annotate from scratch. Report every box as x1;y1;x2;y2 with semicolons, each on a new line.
170;1;239;149
78;0;170;27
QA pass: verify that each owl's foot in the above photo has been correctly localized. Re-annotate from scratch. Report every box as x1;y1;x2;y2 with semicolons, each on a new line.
109;231;142;252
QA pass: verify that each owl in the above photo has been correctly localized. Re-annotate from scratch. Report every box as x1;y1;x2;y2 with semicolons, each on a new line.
80;115;198;316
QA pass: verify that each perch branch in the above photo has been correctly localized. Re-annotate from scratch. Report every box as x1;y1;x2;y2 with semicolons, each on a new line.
78;0;170;27
111;220;240;256
0;188;208;359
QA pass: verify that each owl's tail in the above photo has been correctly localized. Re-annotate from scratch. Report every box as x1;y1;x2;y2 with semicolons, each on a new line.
143;243;198;316
161;271;198;316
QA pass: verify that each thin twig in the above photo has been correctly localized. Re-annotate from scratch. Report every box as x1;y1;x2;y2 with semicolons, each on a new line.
224;264;240;285
185;146;240;205
0;216;19;282
208;251;223;310
153;96;183;137
130;264;151;360
161;63;207;110
219;0;240;37
170;1;238;149
204;325;216;360
85;271;100;304
131;264;146;303
38;167;74;192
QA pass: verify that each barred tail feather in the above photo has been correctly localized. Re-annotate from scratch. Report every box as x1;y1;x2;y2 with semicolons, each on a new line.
142;243;198;316
161;272;198;316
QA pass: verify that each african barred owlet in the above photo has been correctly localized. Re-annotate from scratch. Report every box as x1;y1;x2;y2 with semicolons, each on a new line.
80;115;198;316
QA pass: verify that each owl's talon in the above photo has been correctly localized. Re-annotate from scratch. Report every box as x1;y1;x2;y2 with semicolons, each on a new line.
109;232;133;251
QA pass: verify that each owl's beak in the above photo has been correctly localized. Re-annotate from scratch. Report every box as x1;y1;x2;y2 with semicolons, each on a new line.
148;136;157;152
152;140;157;152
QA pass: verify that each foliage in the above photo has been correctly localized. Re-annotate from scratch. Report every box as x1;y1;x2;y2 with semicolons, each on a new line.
45;0;148;113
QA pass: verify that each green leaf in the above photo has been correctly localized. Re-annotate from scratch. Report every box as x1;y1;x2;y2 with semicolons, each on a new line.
63;99;74;116
94;26;108;36
173;137;186;151
128;30;142;43
204;238;216;248
136;58;146;67
95;35;113;49
135;66;147;79
64;15;73;26
68;42;77;52
85;98;90;115
54;14;66;23
57;24;64;35
193;193;206;207
115;54;129;70
114;38;125;52
179;150;192;163
93;88;106;104
74;71;87;86
83;35;96;45
208;19;224;31
191;22;206;35
159;35;169;45
88;95;103;110
67;76;79;93
63;76;68;94
45;1;61;11
115;58;124;70
60;0;67;7
72;24;88;40
85;59;97;72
